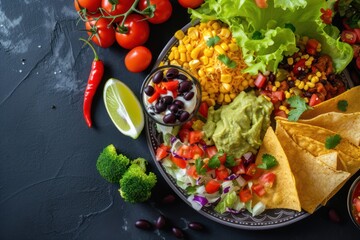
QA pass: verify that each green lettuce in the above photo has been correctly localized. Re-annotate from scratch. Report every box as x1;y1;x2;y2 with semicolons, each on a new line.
190;0;353;74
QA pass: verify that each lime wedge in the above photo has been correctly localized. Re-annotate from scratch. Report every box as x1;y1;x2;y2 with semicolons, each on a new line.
103;78;144;139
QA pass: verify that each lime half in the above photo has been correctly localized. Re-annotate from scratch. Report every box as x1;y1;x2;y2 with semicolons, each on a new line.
103;78;144;139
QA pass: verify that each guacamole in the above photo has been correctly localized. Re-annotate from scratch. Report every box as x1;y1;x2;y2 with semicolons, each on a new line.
203;91;273;157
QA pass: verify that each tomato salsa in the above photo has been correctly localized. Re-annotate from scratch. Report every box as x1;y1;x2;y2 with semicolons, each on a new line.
349;176;360;227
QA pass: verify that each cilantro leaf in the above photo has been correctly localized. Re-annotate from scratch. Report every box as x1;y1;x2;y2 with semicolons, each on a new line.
195;158;206;175
225;155;236;168
287;96;313;121
186;186;197;194
208;155;221;169
206;36;220;47
257;154;278;169
325;134;341;149
337;100;348;112
217;54;237;68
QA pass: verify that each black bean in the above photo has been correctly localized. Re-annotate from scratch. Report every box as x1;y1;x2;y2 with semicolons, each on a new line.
135;219;152;230
161;95;173;105
155;101;167;113
287;80;295;88
188;222;204;231
303;92;313;98
177;74;188;81
178;111;190;122
168;104;179;113
328;208;341;223
155;215;166;229
163;113;176;124
173;100;184;109
184;91;194;101
144;85;155;96
162;194;176;204
153;71;164;84
166;68;179;79
172;227;184;239
178;81;193;93
268;73;276;82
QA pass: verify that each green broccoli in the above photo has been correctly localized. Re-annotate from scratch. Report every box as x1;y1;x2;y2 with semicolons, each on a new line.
96;144;130;183
119;158;157;203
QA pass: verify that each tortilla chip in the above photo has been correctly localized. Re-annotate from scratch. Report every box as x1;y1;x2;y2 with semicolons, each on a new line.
300;86;360;119
253;127;301;211
298;112;360;146
277;119;360;160
275;124;350;213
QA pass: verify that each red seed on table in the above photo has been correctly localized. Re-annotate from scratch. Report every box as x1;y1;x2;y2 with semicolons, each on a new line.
155;215;166;229
135;219;152;230
162;194;176;204
188;222;204;231
328;208;341;223
172;227;184;239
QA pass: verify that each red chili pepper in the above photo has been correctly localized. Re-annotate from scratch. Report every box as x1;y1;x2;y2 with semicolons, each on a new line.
80;38;104;127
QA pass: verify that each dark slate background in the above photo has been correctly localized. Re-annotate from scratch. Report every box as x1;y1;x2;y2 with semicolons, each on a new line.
0;0;359;239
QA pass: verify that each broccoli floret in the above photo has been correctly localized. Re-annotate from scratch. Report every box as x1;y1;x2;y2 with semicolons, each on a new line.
119;158;157;203
96;144;130;183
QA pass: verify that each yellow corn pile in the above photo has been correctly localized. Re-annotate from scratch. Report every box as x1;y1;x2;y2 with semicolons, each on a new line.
162;21;255;106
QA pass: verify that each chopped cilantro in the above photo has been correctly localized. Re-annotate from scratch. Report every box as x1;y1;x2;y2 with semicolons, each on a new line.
337;100;348;112
186;186;197;194
257;154;278;169
195;158;206;175
252;31;264;40
225;155;236;168
284;23;296;32
287;96;313;121
325;134;341;149
217;54;237;68
206;36;221;47
208;155;221;169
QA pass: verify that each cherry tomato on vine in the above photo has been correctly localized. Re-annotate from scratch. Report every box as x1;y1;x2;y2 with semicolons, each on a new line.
125;46;152;73
74;0;102;12
138;0;172;24
85;18;116;48
115;14;150;49
177;0;204;9
101;0;135;23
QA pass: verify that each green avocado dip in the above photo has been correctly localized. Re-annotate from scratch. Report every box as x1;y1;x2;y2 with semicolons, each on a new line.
203;91;273;157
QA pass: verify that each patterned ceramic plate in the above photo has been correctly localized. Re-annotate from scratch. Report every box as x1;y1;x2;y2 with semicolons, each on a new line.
145;21;353;230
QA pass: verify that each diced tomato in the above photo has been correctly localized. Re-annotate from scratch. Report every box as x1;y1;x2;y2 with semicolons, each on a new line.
147;91;160;103
181;119;194;130
155;144;170;160
231;161;246;175
354;29;360;43
273;109;287;118
178;128;190;143
172;89;178;98
259;172;276;188
205;145;218;158
245;163;263;179
170;154;187;169
187;165;199;179
306;39;320;56
309;93;322;107
162;80;179;91
190;144;204;158
205;179;221;194
198;101;209;118
218;152;227;165
252;183;266;197
176;145;193;159
188;130;203;144
292;59;306;75
271;90;285;102
215;165;229;180
353;45;360;58
254;73;267;89
239;188;253;203
154;83;167;94
341;30;357;44
354;198;360;212
320;8;333;25
356;56;360;70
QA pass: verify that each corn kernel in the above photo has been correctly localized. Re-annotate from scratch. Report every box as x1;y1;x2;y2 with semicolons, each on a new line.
272;86;277;92
206;67;215;74
224;94;231;103
241;80;249;88
190;47;201;59
220;74;232;83
202;30;213;40
230;93;237;99
222;83;231;92
217;93;224;103
174;30;185;40
263;95;271;102
168;52;174;61
206;98;216;106
200;56;209;65
304;97;309;103
201;95;209;101
220;42;229;51
274;81;281;88
198;69;205;77
307;82;315;88
298;81;305;89
178;44;186;53
211;22;221;30
180;52;186;62
214;45;225;55
183;62;189;69
189;59;201;69
285;109;290;114
219;28;231;38
316;71;322;77
279;105;288;111
188;28;199;40
285;91;291;99
170;60;180;66
301;54;310;60
295;80;300;86
228;43;239;52
289;88;294;93
185;44;193;52
287;58;294;65
311;76;319;83
304;85;309;91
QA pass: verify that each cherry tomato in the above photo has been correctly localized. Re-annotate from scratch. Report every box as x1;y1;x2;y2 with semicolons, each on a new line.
101;0;135;22
155;144;169;160
116;14;150;49
259;172;276;188
239;188;252;203
341;30;357;44
170;154;186;169
188;130;203;144
198;101;208;118
74;0;102;12
254;0;268;8
205;180;221;194
125;46;152;73
138;0;173;24
85;18;116;48
178;0;204;9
